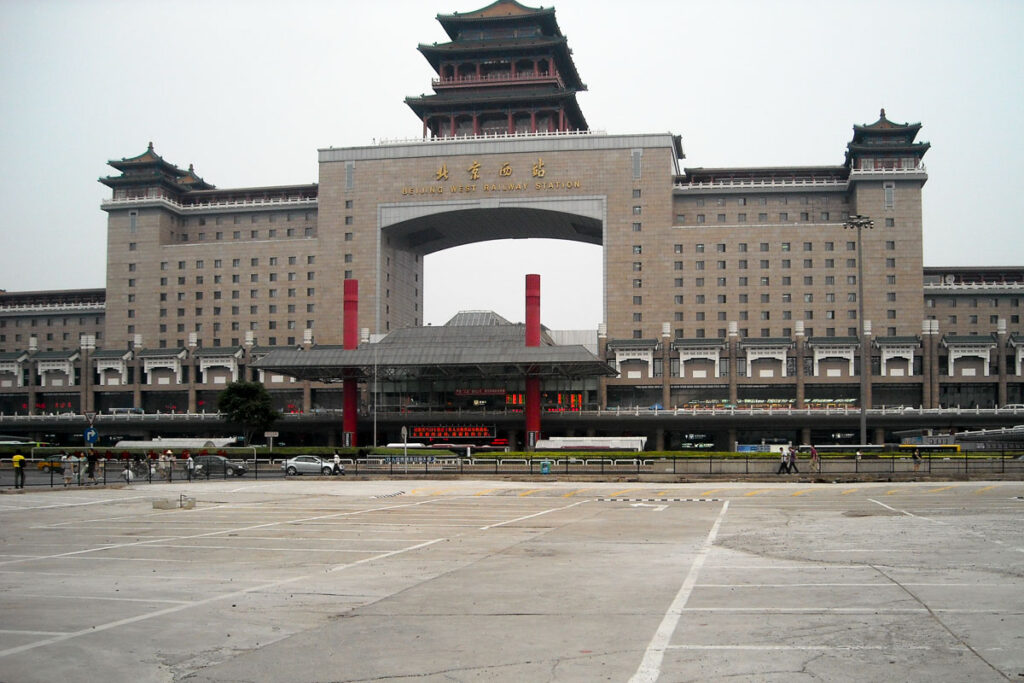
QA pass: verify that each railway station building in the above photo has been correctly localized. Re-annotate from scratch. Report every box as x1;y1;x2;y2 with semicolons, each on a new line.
1;0;1023;449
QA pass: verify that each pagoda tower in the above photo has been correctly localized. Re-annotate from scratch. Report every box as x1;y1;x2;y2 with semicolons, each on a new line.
406;0;588;139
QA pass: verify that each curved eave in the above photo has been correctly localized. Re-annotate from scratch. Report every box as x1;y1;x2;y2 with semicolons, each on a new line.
846;142;930;154
417;37;584;90
437;2;558;40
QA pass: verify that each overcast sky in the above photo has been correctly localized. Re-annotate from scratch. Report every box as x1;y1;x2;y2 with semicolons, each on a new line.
2;0;1022;331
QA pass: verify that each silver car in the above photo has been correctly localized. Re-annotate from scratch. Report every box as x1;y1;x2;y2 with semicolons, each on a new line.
282;455;335;476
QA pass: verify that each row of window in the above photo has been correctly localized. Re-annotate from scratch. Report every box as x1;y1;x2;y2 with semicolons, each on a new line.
643;240;892;254
631;274;898;288
633;327;901;340
172;227;316;242
934;315;1022;325
678;211;855;225
688;196;834;207
175;211;316;227
927;298;1022;308
632;257;894;272
156;255;317;270
0;332;102;343
0;317;102;327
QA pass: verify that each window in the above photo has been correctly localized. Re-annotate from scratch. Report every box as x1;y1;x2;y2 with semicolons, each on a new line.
696;214;705;224
632;245;642;255
633;296;642;305
674;244;683;254
782;259;791;269
633;262;642;272
674;278;684;287
738;213;747;222
674;261;683;270
632;222;642;232
632;279;642;288
717;260;726;270
884;182;895;209
781;242;791;252
717;214;726;222
825;241;834;251
780;212;789;221
632;206;642;215
886;258;896;268
758;213;768;222
803;259;813;268
803;242;813;252
886;240;895;250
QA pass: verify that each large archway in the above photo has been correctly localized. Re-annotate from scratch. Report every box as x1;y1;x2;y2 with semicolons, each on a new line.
375;198;607;334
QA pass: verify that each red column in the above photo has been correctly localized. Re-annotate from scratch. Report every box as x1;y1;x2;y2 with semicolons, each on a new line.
507;111;514;135
342;279;358;447
450;115;456;138
525;274;541;449
473;114;479;136
530;111;537;133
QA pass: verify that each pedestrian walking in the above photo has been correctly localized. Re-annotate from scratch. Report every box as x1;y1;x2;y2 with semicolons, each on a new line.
86;452;97;485
912;448;922;472
809;445;820;473
776;449;789;475
12;451;26;489
333;451;343;476
62;452;73;488
787;446;799;474
186;454;195;481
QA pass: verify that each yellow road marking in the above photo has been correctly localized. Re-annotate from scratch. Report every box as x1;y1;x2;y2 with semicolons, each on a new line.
701;488;724;496
841;489;860;495
609;488;636;498
473;489;495;496
974;485;998;494
744;489;770;497
655;491;668;496
409;488;424;495
518;489;542;497
885;489;902;495
927;485;956;493
563;488;591;498
791;489;815;497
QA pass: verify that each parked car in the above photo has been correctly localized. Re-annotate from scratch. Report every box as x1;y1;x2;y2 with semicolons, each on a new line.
192;454;247;477
36;456;66;472
282;455;337;476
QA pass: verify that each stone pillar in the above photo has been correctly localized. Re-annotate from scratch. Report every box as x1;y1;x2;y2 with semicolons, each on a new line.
863;320;873;412
26;337;38;415
132;334;143;410
79;334;95;414
800;426;811;446
873;427;886;445
921;320;932;409
795;321;805;409
930;320;941;408
598;323;608;410
726;428;737;452
661;323;671;409
302;328;314;413
997;318;1008;406
728;322;739;406
655;428;665;451
187;333;198;413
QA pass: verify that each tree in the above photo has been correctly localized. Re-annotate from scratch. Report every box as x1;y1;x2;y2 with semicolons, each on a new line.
217;381;279;446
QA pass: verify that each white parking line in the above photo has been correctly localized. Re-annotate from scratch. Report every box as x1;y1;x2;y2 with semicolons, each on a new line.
0;537;443;659
479;499;589;530
630;501;729;683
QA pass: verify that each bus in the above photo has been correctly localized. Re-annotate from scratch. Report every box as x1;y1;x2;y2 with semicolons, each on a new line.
897;443;961;454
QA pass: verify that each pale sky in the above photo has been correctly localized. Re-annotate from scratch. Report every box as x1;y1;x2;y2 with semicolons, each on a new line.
2;0;1022;330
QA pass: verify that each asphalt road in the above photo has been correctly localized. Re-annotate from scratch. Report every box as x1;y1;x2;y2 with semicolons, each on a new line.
0;479;1021;682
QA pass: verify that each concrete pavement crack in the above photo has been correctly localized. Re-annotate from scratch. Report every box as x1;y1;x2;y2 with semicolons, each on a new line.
869;563;1012;681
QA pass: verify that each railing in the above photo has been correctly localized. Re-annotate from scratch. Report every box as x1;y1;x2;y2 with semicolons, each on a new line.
2;405;1024;422
850;165;927;175
675;176;847;191
378;128;607;146
923;282;1024;292
432;70;564;88
0;302;104;314
5;451;1020;488
101;194;317;211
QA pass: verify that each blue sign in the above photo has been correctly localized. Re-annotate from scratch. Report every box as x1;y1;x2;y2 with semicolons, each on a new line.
83;427;99;445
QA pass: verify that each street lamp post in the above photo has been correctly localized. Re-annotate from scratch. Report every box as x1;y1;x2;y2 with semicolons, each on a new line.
844;214;874;446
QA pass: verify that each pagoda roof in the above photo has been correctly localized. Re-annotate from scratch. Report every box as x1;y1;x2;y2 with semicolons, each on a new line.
137;348;188;359
942;334;997;346
101;143;214;191
417;36;584;90
852;108;923;138
192;346;244;358
406;86;587;130
31;349;80;361
437;0;559;40
874;336;921;346
92;348;134;360
671;338;726;349
740;338;794;348
606;338;659;350
807;336;859;347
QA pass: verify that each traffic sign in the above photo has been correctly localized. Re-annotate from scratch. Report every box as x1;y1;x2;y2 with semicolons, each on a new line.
83;427;99;445
264;431;279;437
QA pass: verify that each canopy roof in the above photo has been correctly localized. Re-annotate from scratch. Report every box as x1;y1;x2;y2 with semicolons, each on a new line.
255;312;614;382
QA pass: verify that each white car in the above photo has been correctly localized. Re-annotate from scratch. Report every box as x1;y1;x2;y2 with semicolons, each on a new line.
282;455;338;476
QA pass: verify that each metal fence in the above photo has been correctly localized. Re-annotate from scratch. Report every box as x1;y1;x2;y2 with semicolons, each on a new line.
3;452;1022;488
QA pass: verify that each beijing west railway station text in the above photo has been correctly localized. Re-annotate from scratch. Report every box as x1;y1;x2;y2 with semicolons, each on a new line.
2;0;1024;450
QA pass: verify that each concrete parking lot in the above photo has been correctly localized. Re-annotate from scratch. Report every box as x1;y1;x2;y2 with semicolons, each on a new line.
1;479;1021;682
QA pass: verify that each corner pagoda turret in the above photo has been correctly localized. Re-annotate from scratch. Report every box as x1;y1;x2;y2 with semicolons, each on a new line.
99;142;214;200
844;108;930;171
406;0;588;139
